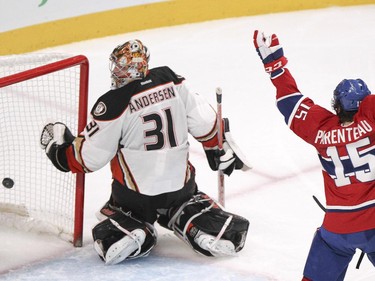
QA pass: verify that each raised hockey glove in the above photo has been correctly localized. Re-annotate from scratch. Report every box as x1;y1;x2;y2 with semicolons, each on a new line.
253;30;287;78
40;122;75;172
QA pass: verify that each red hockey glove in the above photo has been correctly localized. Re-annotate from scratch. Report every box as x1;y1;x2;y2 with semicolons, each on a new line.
253;30;287;78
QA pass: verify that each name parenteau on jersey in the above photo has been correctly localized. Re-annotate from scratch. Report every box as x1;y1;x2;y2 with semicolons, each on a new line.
129;85;176;113
314;120;373;145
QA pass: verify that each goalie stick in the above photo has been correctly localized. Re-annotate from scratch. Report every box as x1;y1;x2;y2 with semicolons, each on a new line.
216;87;225;207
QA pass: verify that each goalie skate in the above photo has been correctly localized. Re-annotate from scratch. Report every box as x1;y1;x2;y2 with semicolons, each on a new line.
95;229;146;265
194;231;236;257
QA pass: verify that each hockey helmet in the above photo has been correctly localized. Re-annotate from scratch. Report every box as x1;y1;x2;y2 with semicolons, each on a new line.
109;39;150;89
332;79;371;112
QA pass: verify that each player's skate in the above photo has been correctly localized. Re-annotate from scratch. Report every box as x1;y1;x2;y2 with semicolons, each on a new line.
95;229;146;265
194;231;236;257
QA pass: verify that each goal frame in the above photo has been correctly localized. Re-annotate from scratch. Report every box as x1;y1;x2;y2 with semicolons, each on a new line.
0;55;89;247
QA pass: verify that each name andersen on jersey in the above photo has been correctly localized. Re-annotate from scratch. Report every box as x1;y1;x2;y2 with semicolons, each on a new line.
91;66;184;121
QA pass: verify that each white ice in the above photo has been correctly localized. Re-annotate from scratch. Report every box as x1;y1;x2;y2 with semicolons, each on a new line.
1;5;375;281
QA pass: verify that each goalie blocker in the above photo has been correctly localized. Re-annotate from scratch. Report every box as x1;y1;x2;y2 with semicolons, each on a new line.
203;118;251;176
92;191;249;264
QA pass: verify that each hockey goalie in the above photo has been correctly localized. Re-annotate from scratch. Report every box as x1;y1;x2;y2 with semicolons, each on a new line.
40;39;250;264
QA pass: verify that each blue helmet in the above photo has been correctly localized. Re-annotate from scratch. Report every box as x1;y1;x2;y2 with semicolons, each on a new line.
333;79;371;112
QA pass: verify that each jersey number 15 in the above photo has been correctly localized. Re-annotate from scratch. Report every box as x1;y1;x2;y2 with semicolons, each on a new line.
327;137;375;186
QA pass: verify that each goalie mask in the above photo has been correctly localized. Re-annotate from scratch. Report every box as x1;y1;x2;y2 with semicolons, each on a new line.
109;39;150;89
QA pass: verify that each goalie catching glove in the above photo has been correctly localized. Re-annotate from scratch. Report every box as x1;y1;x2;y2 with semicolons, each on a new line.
203;118;251;176
40;122;75;172
253;30;288;78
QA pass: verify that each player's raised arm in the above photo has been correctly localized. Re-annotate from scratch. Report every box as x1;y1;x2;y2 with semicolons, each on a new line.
252;30;305;127
253;30;288;78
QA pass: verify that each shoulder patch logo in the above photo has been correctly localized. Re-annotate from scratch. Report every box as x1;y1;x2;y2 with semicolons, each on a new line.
94;101;107;116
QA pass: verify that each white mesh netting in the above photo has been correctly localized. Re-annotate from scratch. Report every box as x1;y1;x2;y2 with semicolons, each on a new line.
0;53;86;243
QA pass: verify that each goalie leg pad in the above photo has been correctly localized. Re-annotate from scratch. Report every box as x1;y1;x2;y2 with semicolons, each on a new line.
92;211;157;264
158;191;249;257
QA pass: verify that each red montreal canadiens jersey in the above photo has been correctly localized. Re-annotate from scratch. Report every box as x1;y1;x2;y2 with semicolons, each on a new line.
66;66;217;196
272;68;375;233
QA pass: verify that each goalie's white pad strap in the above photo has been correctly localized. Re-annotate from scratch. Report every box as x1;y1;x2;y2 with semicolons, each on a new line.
210;215;233;248
181;200;214;243
224;131;252;170
109;218;143;257
104;229;146;265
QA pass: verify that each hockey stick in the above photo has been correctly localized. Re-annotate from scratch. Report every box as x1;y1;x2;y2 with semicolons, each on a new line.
216;87;225;207
312;195;326;212
356;251;365;269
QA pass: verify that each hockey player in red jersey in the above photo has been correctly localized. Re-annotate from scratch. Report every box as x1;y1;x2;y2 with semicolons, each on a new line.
253;30;375;280
41;39;250;264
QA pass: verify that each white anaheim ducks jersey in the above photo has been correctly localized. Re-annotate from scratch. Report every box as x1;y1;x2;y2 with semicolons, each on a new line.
67;66;217;196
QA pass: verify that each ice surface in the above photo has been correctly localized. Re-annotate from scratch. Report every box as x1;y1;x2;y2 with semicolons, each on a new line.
1;5;375;280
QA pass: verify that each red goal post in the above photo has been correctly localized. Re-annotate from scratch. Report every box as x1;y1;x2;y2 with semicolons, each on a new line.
0;54;88;247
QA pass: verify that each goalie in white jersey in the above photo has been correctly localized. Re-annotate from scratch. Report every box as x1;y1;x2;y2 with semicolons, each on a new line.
41;39;250;264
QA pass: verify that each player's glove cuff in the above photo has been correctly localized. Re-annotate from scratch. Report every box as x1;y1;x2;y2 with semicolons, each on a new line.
46;142;71;172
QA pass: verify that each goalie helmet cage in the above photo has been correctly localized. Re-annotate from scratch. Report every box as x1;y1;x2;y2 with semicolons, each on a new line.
0;54;89;247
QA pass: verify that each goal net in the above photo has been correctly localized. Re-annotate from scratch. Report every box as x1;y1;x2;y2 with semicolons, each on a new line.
0;54;88;247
